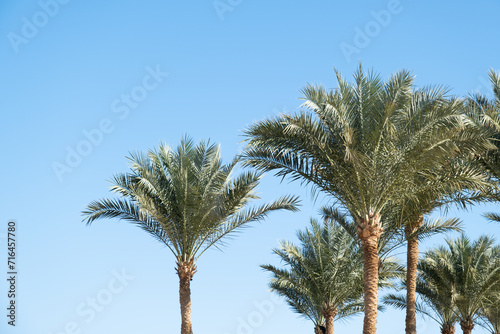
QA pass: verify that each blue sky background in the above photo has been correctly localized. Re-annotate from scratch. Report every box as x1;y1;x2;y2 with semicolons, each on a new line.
1;1;500;333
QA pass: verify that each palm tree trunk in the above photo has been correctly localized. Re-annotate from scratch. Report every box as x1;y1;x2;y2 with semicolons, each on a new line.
357;213;383;334
325;315;334;334
441;324;456;334
405;215;423;334
322;307;337;334
460;319;474;334
177;258;197;334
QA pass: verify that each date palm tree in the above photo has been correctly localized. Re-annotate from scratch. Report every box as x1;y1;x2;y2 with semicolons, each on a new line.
262;218;402;334
389;76;496;334
397;69;500;334
384;251;459;334
82;137;300;334
244;66;491;334
394;169;488;334
446;235;500;334
390;234;500;334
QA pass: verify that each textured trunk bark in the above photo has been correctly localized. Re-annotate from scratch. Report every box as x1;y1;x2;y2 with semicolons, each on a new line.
460;319;474;334
325;314;334;334
177;258;196;334
405;215;423;334
441;324;456;334
357;213;383;334
322;306;337;334
179;274;192;334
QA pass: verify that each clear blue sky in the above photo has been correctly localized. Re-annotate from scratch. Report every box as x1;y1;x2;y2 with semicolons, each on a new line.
1;1;500;333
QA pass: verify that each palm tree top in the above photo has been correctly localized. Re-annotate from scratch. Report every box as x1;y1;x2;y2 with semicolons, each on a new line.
244;66;493;220
262;219;365;325
82;136;300;263
421;234;500;325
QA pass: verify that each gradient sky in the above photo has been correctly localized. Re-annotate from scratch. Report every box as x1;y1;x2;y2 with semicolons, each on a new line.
1;1;500;333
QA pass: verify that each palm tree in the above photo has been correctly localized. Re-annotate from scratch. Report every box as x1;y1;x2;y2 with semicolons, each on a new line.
262;218;401;334
392;234;500;334
82;137;300;334
384;251;459;334
395;175;486;334
393;80;495;334
262;219;363;334
243;66;491;334
446;235;500;334
409;72;500;334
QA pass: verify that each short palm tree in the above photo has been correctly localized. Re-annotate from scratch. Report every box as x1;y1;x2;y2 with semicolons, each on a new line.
262;218;401;334
82;137;300;334
244;66;491;334
446;235;500;334
391;234;500;334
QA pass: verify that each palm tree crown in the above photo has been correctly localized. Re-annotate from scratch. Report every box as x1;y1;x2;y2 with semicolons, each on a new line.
417;235;500;334
263;219;364;334
245;68;489;220
444;235;500;334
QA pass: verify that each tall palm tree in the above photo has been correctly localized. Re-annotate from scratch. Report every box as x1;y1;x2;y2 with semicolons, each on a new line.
243;66;491;334
394;171;487;334
394;76;496;334
262;218;401;334
82;137;300;334
384;251;459;334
